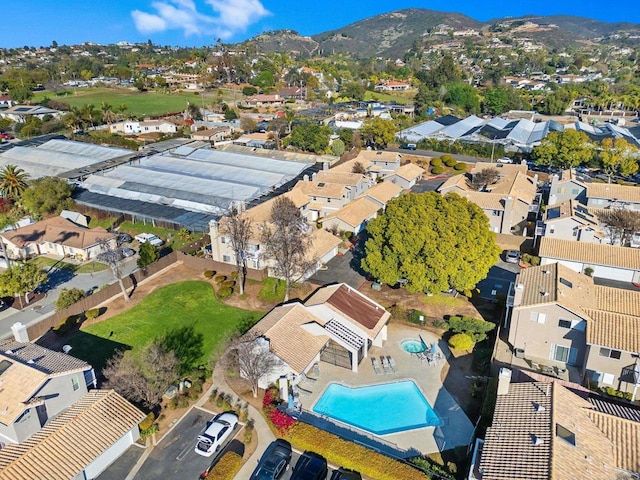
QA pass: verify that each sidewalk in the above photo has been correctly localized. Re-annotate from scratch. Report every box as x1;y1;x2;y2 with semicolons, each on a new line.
208;362;276;479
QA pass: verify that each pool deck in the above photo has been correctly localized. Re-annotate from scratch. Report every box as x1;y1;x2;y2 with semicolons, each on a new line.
296;323;475;456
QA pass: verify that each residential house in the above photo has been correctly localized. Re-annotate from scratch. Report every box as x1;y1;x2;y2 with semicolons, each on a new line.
241;94;286;108
0;105;62;123
548;170;587;205
535;200;605;244
109;120;178;135
539;237;640;284
191;126;233;143
438;162;538;234
292;176;352;220
0;216;117;261
0;390;144;480
0;95;13;108
349;150;402;179
586;182;640;212
321;197;381;235
362;182;403;209
505;263;640;397
374;80;411;91
0;338;97;445
276;87;307;100
470;370;636;480
208;192;341;275
383;163;425;189
245;283;390;388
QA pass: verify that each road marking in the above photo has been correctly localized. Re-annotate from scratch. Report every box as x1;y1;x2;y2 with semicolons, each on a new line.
176;441;196;461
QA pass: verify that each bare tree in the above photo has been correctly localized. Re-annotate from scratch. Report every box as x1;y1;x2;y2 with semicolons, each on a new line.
103;343;179;408
97;238;129;302
261;196;316;301
220;206;252;295
352;161;367;174
222;331;283;398
469;168;500;191
599;209;640;246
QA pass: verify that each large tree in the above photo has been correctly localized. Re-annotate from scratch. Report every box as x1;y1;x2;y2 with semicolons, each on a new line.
598;138;639;183
20;177;74;218
360;117;396;149
289;122;331;154
0;262;48;308
97;239;130;302
361;192;500;294
531;129;594;169
261;196;316;301
0;165;29;199
220;206;252;295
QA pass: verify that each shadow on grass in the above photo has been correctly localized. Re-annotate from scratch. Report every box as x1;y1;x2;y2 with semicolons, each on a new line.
64;330;132;373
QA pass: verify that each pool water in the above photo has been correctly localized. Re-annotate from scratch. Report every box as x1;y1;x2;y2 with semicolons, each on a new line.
312;381;440;435
401;339;427;354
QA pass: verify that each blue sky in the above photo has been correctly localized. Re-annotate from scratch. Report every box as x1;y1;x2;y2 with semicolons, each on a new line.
2;1;639;48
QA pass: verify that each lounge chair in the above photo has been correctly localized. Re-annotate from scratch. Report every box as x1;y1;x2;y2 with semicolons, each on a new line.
372;357;383;375
417;352;428;362
386;355;397;373
381;356;393;374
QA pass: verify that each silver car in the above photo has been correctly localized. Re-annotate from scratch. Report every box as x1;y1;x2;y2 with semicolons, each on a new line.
505;250;521;264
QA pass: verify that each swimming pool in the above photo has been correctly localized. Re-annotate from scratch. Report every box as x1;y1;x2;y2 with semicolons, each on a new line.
401;339;427;354
312;380;440;435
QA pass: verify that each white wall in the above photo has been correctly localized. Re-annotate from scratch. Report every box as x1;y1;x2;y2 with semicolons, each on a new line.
83;429;138;479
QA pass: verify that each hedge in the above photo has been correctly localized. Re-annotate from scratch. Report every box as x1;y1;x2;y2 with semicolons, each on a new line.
285;423;430;480
217;287;233;298
431;166;444;174
139;412;155;431
448;333;474;350
214;275;227;284
430;158;442;167
204;270;216;279
205;451;243;480
453;162;466;171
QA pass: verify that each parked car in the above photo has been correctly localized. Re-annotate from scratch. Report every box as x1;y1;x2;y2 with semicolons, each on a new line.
194;412;238;457
134;233;164;247
250;439;292;480
118;233;133;244
290;451;328;480
119;247;136;258
330;467;363;480
505;250;521;264
400;143;417;150
0;133;14;140
497;157;513;164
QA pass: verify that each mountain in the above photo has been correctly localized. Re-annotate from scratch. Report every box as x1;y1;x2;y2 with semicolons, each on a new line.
238;9;640;59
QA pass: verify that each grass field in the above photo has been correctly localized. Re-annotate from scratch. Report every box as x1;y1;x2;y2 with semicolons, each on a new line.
66;281;264;370
32;87;207;116
118;221;203;251
364;90;414;105
30;256;109;274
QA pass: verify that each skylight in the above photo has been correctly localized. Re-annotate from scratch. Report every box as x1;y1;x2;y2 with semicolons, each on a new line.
556;424;576;446
559;278;573;288
0;359;12;376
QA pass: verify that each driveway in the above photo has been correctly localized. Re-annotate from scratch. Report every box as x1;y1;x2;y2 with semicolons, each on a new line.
476;259;522;301
411;178;447;193
133;407;242;480
97;445;145;480
309;250;366;289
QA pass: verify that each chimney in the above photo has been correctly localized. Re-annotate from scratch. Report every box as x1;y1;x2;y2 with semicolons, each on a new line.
303;174;309;182
497;367;512;396
323;162;329;171
11;322;29;342
312;172;318;181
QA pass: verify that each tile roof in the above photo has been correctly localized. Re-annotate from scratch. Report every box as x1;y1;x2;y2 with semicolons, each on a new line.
438;168;536;205
292;180;347;199
0;341;91;425
544;200;598;226
385;163;424;182
583;310;640;352
315;170;366;187
309;228;342;259
480;381;617;480
248;303;329;375
322;197;380;228
0;216;116;250
588;396;640;423
0;390;144;480
354;150;402;164
362;182;403;205
450;191;506;211
539;237;640;270
588;410;640;474
587;182;640;203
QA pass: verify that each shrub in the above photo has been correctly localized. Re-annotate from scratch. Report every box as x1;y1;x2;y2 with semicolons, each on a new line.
243;418;254;443
205;451;243;480
453;162;466;171
267;408;297;434
214;275;227;284
230;271;238;280
139;412;156;431
407;309;427;325
285;423;430;480
430;157;442;167
204;270;215;279
448;333;474;350
85;308;99;320
139;423;159;440
222;280;236;289
55;287;86;311
217;287;233;298
441;154;456;167
431;166;445;174
584;267;594;277
448;315;495;342
530;255;541;266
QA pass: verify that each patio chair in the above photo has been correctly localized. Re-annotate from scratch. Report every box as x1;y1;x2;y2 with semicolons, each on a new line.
381;356;393;374
386;355;396;373
372;357;383;375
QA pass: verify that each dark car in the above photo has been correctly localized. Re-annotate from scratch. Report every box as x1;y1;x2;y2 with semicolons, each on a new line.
400;143;417;150
291;451;328;480
118;233;133;244
330;468;362;480
250;439;292;480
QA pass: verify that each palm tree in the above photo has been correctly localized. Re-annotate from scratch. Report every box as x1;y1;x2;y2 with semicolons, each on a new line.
101;101;116;125
0;164;29;199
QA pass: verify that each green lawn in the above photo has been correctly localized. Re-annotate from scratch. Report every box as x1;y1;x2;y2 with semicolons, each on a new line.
118;221;203;251
65;281;263;370
364;90;414;105
88;216;117;230
32;87;204;116
30;256;109;274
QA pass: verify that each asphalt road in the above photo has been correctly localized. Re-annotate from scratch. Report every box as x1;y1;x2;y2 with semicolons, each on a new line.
386;147;489;164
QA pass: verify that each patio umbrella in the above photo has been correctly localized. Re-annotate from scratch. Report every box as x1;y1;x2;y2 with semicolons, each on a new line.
431;343;438;355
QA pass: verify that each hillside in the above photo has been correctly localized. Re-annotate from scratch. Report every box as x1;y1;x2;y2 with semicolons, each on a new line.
238;9;640;58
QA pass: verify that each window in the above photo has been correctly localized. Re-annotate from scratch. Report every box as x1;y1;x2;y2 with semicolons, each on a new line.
558;319;572;329
71;376;79;391
592;371;615;385
222;255;231;263
493;210;501;216
599;348;622;359
571;188;580;195
220;236;229;244
556;424;576;447
551;344;577;364
530;312;546;324
549;226;555;234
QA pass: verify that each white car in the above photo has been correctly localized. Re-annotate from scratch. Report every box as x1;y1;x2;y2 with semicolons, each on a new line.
194;412;238;457
497;157;513;164
134;233;164;247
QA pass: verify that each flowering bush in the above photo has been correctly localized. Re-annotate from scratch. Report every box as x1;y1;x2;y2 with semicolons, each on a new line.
262;387;296;434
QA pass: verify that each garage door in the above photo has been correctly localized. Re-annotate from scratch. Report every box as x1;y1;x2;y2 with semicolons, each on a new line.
594;265;634;282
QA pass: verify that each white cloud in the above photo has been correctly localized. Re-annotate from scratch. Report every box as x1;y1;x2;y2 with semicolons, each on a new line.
132;0;270;39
